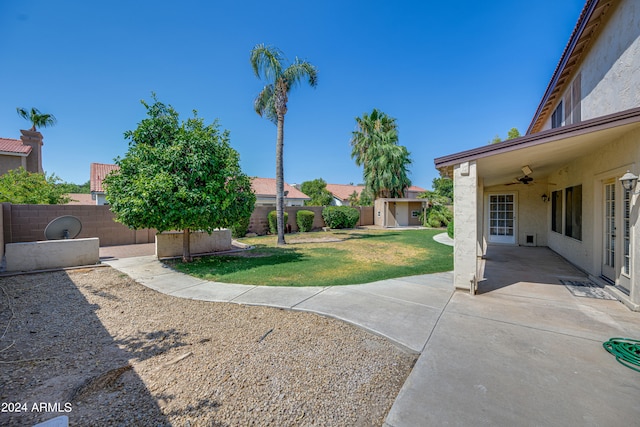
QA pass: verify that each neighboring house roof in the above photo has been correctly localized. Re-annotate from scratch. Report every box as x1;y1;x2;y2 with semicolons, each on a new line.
0;137;31;155
66;193;94;205
407;185;426;193
527;0;614;134
91;163;119;193
326;184;425;201
251;177;310;200
325;184;365;202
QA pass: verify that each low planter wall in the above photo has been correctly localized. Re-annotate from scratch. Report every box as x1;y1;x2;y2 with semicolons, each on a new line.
155;230;232;258
4;238;100;272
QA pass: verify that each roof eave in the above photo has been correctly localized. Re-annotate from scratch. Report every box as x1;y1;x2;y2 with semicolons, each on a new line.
526;0;610;134
0;150;29;157
435;106;640;169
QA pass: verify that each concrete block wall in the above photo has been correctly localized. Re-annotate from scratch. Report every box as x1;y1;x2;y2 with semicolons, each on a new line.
0;203;375;248
3;204;155;246
247;206;374;235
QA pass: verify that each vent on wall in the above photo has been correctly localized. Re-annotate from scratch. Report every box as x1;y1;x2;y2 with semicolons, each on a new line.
523;233;537;247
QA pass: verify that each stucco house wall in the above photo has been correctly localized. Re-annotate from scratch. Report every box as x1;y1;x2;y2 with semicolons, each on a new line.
483;181;549;248
0;155;25;174
542;1;640;130
546;125;639;298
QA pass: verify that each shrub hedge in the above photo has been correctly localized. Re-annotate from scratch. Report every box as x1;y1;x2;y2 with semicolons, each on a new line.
421;205;452;228
296;210;315;232
268;210;289;234
447;219;454;238
231;215;251;238
321;206;360;229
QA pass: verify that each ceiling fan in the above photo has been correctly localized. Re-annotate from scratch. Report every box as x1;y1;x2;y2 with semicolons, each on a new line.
505;166;535;185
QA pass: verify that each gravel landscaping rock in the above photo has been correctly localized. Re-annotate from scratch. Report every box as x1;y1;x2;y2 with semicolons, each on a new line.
0;267;415;426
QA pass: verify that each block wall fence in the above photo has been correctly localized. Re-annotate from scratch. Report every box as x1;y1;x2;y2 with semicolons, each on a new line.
1;203;374;247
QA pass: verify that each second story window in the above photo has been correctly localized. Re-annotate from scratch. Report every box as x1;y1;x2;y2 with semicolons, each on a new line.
552;101;563;128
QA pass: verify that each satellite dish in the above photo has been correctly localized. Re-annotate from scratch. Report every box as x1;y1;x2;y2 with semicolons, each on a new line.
44;216;82;240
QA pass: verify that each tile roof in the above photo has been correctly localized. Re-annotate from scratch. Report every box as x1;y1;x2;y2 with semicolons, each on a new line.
0;137;31;155
66;193;94;205
251;177;309;199
325;184;365;201
91;163;120;193
326;184;425;200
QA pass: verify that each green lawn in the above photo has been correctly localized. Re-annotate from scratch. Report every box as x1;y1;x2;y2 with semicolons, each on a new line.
168;228;453;287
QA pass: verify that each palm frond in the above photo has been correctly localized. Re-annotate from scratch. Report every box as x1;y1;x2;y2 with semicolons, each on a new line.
283;58;318;89
250;44;284;82
254;85;278;124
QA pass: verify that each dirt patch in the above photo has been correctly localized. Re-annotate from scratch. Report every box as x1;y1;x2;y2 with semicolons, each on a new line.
0;268;415;426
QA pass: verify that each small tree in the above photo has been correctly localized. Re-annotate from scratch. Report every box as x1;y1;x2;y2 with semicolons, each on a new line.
347;190;360;206
507;127;521;139
57;180;91;194
104;96;255;262
0;167;70;204
301;178;333;206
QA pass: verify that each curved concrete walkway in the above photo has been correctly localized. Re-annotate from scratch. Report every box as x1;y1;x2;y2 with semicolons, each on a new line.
103;254;454;354
102;235;640;426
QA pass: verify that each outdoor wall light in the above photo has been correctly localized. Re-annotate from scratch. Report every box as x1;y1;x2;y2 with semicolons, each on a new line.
541;194;549;203
619;170;638;192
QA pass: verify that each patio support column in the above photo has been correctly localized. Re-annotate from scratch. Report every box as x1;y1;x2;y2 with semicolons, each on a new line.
453;161;478;293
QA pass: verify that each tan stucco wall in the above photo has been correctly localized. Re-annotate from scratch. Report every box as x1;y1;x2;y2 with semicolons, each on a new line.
483;181;549;247
20;130;43;173
5;238;99;272
0;155;25;175
542;0;640;130
580;0;640;120
155;230;232;258
453;161;479;291
546;126;639;303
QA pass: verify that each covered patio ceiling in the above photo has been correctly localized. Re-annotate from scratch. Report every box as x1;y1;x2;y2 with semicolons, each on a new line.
435;107;640;188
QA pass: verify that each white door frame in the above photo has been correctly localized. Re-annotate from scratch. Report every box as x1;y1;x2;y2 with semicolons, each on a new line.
486;192;518;245
602;180;616;282
595;166;633;291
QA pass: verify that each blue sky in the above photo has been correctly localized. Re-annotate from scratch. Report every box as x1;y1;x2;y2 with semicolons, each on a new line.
0;1;586;188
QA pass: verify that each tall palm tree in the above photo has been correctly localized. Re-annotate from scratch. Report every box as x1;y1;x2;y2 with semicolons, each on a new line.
251;44;318;245
351;109;411;199
16;107;57;131
350;108;397;168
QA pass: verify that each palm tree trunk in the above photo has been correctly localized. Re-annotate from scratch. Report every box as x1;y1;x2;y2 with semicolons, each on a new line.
275;114;286;245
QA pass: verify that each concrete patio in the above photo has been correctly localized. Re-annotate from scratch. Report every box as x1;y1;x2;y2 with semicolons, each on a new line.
385;245;640;426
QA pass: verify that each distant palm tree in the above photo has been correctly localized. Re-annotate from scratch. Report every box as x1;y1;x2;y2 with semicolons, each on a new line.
351;108;397;168
16;107;57;131
351;109;411;198
251;44;318;245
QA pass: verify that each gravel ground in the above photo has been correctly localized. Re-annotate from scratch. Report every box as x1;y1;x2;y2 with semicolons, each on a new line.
0;267;415;426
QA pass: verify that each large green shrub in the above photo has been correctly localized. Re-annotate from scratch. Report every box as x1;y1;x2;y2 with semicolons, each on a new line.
296;210;315;232
447;219;454;238
268;210;289;234
420;205;452;228
322;206;360;229
231;215;251;238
